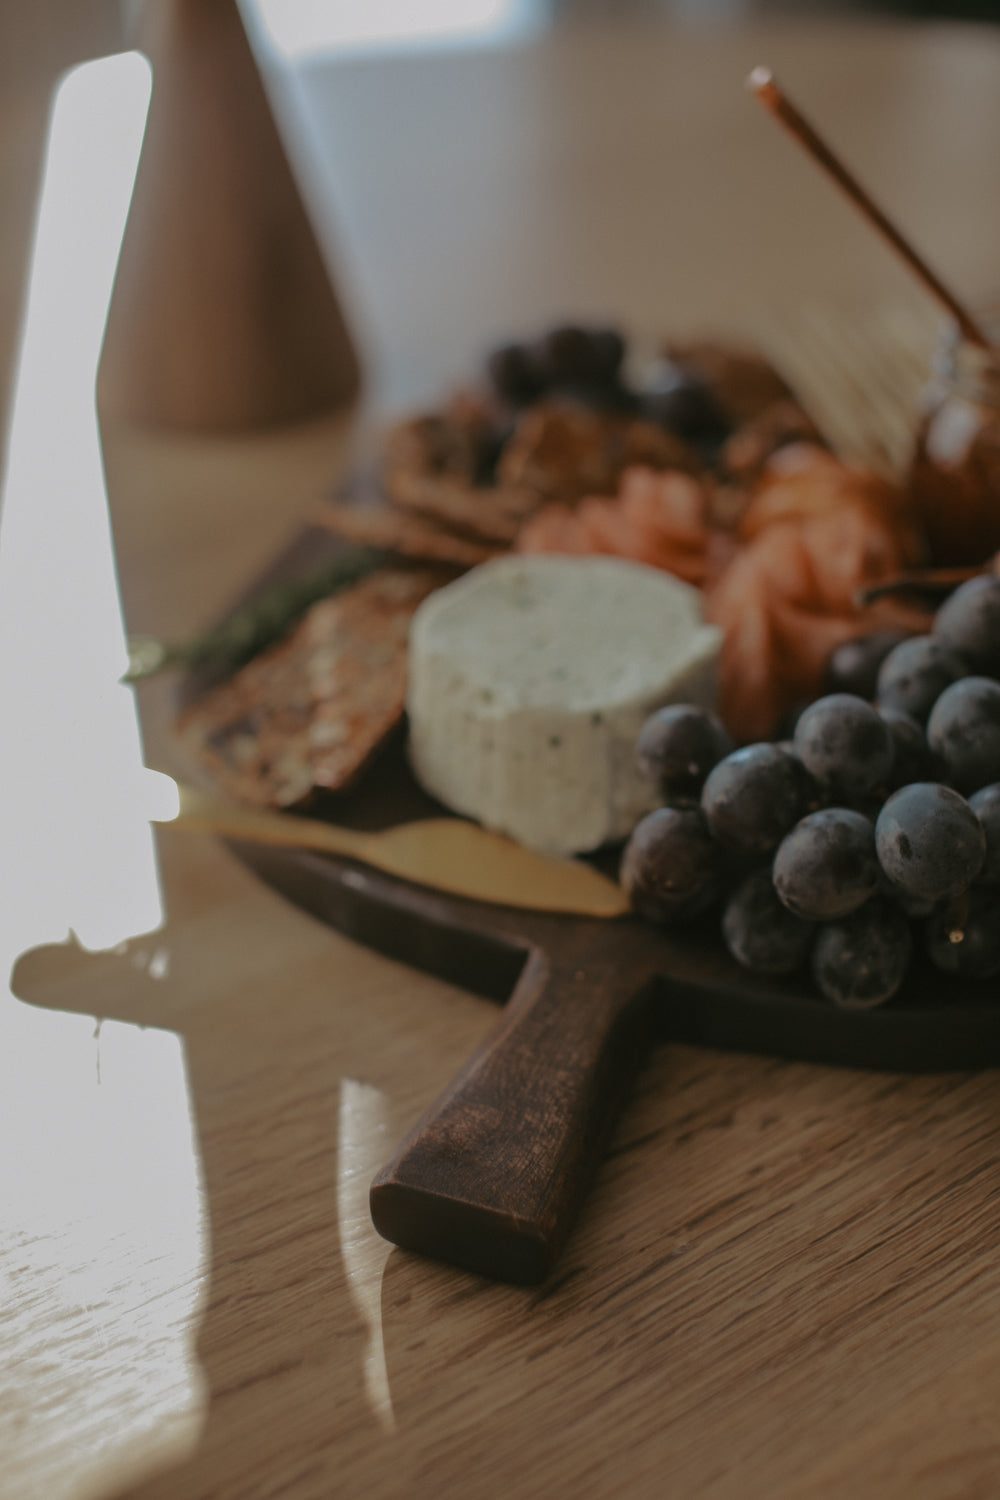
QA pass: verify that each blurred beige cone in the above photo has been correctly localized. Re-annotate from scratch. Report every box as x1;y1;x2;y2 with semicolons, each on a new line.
98;0;362;433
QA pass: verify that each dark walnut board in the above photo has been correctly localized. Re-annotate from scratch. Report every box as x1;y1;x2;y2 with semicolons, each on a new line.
179;522;1000;1286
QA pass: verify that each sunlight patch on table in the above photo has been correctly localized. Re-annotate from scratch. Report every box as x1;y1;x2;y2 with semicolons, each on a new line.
0;53;210;1499
337;1077;396;1431
0;1002;209;1498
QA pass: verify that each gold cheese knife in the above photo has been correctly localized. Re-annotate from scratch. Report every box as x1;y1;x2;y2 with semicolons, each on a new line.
157;783;630;918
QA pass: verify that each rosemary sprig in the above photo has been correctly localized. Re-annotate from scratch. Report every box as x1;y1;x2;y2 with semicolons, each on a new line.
124;546;386;683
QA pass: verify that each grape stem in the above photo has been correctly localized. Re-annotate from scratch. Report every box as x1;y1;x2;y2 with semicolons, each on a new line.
945;888;970;945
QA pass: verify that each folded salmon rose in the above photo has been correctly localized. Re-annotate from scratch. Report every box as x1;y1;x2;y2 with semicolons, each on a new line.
704;445;931;740
516;466;717;586
517;443;931;741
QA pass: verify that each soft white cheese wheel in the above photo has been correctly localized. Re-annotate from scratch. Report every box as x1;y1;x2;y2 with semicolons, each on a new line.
406;554;723;856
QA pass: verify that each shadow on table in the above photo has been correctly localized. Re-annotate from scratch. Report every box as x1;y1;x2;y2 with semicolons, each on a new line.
19;925;1000;1500
8;919;648;1500
9;934;401;1500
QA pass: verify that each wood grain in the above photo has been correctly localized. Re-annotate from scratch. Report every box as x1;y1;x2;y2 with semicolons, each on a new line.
370;921;665;1283
194;682;1000;1283
170;521;1000;1284
5;14;1000;1500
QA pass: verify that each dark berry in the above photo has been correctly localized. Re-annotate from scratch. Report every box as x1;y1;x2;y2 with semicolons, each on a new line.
701;743;813;853
620;805;724;924
877;706;941;790
636;704;734;799
926;676;1000;794
926;885;1000;979
486;342;544;404
812;899;912;1008
532;325;601;386
792;693;894;801
968;783;1000;883
772;807;879;921
876;634;966;723
638;363;731;449
722;868;814;974
933;574;1000;676
877;866;938;920
824;631;910;700
875;782;986;901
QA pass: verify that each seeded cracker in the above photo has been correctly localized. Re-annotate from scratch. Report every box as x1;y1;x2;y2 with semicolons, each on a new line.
314;500;503;568
178;568;446;807
386;470;536;544
381;404;540;544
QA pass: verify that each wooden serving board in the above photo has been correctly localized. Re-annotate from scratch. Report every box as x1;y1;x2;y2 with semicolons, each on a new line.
180;525;1000;1286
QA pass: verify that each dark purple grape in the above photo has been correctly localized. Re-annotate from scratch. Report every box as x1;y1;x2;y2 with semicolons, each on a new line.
722;868;814;975
701;743;813;853
620;805;723;924
926;885;1000;978
933;574;1000;676
824;630;909;700
774;701;813;742
926;676;1000;793
486;342;544;404
877;706;941;790
875;782;986;901
877;867;938;920
636;704;734;799
638;363;731;449
875;634;966;723
792;693;894;800
968;783;1000;883
812;899;912;1008
772;808;879;921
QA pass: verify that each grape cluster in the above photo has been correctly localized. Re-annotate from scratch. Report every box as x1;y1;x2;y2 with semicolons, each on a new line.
621;573;1000;1008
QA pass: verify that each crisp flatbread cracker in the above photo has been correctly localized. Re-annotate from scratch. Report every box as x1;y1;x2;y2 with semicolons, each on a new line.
179;567;445;807
384;471;535;544
314;498;503;567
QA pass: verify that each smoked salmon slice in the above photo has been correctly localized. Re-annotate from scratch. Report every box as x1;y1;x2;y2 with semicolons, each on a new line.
517;445;931;740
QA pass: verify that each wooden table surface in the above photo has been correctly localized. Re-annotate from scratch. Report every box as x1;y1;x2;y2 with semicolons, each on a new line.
4;14;1000;1499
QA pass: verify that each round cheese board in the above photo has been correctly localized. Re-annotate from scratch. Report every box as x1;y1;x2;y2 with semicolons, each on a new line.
176;522;1000;1287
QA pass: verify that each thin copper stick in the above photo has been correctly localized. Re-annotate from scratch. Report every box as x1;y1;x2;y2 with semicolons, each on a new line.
747;66;992;350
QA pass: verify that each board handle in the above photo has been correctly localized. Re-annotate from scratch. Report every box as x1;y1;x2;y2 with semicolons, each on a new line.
369;925;661;1284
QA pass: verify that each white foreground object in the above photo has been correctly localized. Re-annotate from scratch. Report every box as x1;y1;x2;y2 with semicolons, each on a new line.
407;554;723;855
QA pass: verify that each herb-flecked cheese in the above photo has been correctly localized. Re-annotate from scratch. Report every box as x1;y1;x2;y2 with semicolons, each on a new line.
407;555;722;855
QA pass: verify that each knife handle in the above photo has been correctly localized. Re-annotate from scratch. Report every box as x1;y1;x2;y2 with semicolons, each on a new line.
370;923;661;1284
